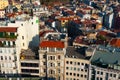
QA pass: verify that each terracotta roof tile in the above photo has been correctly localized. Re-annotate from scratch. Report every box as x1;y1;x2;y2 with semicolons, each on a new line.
40;41;64;48
0;27;18;32
110;38;120;48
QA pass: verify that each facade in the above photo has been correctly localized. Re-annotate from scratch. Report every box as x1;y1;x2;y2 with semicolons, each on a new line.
90;65;120;80
0;27;18;75
39;41;65;80
0;9;5;18
65;46;90;80
0;16;39;76
20;49;39;77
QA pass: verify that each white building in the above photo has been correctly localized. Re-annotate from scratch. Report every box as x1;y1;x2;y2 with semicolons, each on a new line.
0;15;39;75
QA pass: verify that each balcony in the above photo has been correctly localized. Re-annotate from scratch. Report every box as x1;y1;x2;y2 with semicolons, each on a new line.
0;32;18;39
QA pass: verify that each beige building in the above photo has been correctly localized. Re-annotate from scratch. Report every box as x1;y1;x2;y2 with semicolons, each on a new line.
0;0;9;10
0;9;5;18
39;40;65;80
39;39;90;80
65;46;90;80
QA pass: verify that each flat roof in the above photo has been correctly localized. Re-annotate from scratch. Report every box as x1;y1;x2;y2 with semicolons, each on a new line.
66;46;90;60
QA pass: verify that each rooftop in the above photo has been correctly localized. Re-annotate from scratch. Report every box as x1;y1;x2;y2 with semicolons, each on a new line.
91;45;120;66
66;46;90;60
20;48;39;60
40;40;65;48
0;27;18;32
110;38;120;48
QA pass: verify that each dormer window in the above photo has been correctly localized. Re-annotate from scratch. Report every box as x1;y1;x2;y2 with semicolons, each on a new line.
41;47;47;50
57;48;63;51
49;48;55;52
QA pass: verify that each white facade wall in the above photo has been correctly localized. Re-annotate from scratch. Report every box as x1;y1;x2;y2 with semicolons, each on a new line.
0;16;39;74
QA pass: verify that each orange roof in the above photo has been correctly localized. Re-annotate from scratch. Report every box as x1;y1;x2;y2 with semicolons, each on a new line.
110;38;120;48
0;27;18;32
40;41;64;48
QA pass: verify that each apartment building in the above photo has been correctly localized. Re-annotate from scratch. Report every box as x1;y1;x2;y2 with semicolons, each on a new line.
39;40;65;80
90;45;120;80
90;65;120;80
65;46;90;80
0;0;9;10
20;49;39;77
0;15;39;76
0;9;5;18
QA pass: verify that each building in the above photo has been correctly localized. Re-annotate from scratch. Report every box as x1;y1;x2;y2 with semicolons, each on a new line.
0;9;5;18
39;40;65;80
0;15;39;76
90;45;120;80
65;46;90;80
20;48;39;77
0;0;9;10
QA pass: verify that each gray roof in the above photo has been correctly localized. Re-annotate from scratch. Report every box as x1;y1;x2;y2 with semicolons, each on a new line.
91;45;120;65
66;46;90;60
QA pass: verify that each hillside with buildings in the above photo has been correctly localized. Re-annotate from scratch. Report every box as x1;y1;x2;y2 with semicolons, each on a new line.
0;0;120;80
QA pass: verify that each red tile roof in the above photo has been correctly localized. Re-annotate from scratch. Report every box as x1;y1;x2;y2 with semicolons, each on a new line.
40;41;64;48
0;27;18;32
110;38;120;48
39;30;54;37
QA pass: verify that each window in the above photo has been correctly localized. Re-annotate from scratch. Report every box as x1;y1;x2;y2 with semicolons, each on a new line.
41;47;47;50
74;62;76;65
81;74;83;77
78;62;80;65
81;69;83;72
49;56;55;60
110;73;112;77
21;24;23;26
81;63;84;65
70;73;72;75
49;48;55;52
5;56;7;60
22;36;24;39
77;74;79;77
1;56;3;60
9;56;11;60
73;73;76;76
77;68;80;71
43;55;46;58
70;61;72;64
97;71;99;74
66;67;69;69
13;41;15;46
57;48;63;51
49;69;55;74
66;61;69;64
74;67;76;71
84;75;87;78
43;62;46;65
66;72;68;75
58;63;60;66
58;55;61;59
21;63;39;67
21;69;39;73
101;72;103;75
100;78;102;80
114;74;116;77
43;69;46;73
49;62;55;67
23;43;24;46
32;22;33;25
58;69;60;73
